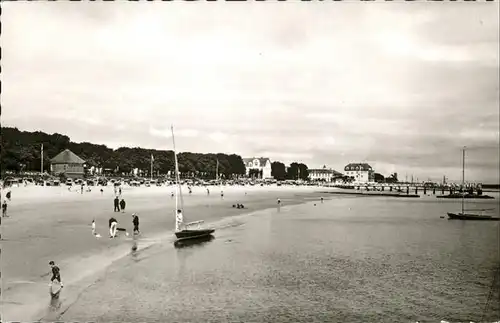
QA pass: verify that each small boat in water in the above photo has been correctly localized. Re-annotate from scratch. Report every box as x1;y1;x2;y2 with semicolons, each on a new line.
445;147;499;221
447;212;499;221
171;125;215;242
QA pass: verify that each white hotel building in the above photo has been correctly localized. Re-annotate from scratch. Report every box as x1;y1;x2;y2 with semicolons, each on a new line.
344;163;375;183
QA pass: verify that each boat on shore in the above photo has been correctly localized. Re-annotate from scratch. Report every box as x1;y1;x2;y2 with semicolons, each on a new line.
171;125;215;242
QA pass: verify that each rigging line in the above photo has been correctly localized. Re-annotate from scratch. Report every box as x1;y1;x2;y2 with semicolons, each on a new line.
481;266;500;321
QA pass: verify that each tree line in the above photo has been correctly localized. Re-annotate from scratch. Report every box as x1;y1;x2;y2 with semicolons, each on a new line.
1;127;312;180
1;127;247;178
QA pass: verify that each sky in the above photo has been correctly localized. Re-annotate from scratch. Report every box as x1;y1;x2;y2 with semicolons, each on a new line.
2;2;499;183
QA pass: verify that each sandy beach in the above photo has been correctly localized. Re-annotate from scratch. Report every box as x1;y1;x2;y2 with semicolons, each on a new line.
1;183;331;322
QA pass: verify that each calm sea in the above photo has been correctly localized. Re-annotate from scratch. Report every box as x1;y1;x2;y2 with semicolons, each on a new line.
54;195;499;322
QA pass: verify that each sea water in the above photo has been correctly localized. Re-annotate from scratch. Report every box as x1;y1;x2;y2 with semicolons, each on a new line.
53;195;500;322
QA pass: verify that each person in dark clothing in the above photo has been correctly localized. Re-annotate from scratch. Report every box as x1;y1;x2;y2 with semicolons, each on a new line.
132;213;140;235
2;201;7;217
100;188;104;195
114;197;120;212
6;191;11;201
119;187;122;195
49;261;63;287
120;199;126;213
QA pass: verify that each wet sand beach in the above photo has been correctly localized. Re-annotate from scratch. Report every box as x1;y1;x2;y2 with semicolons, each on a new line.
1;184;329;322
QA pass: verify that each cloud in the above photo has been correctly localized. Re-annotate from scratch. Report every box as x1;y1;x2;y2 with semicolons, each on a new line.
1;2;498;183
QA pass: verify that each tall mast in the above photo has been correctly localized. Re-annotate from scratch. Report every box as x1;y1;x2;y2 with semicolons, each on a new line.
171;126;184;231
462;146;465;214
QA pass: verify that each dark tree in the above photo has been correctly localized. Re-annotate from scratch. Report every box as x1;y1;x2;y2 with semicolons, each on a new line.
374;173;385;183
271;161;286;180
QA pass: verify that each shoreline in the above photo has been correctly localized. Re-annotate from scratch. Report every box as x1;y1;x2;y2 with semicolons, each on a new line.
2;185;331;322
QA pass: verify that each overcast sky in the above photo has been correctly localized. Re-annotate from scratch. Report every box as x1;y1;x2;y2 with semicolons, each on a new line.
2;2;499;183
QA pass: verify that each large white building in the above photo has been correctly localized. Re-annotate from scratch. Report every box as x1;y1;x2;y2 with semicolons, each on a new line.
309;165;343;182
243;157;272;179
344;163;375;183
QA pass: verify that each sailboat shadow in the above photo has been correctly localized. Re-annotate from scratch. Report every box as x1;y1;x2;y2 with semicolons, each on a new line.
173;234;215;249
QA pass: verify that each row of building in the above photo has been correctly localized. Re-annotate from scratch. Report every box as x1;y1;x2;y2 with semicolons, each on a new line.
50;150;376;183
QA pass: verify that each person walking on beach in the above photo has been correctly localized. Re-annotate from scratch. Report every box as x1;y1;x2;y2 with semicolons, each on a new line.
321;197;324;203
120;198;126;213
6;190;11;201
2;200;8;217
114;196;120;212
206;187;210;195
277;198;281;206
48;261;63;288
119;187;122;195
92;219;96;235
81;184;84;194
132;213;140;235
188;186;192;194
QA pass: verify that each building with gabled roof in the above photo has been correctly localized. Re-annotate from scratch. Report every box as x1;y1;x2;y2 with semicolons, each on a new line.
309;165;343;182
343;162;375;183
50;149;86;178
243;157;272;179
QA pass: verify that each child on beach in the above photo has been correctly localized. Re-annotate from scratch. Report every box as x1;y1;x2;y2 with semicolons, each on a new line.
2;200;8;217
48;261;63;288
120;198;126;213
132;213;140;235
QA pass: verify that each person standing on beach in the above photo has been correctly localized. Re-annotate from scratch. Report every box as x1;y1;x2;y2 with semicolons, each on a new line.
206;187;210;195
321;197;324;203
48;261;63;288
114;196;120;212
6;190;11;201
120;198;126;213
132;213;140;235
119;187;122;196
92;219;96;235
2;200;8;217
277;198;281;206
100;188;103;195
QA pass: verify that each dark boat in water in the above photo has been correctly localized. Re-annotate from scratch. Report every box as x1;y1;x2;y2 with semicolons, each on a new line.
171;125;215;242
174;234;215;248
175;228;215;240
445;147;498;221
437;193;494;199
447;212;499;221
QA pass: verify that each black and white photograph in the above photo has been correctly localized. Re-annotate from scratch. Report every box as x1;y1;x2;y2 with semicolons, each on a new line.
0;1;499;322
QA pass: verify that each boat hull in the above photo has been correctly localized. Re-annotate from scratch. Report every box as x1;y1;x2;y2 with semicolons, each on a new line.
437;194;494;199
175;229;215;241
447;212;500;221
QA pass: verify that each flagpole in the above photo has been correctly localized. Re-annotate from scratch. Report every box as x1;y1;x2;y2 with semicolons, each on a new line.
150;154;153;181
41;144;44;175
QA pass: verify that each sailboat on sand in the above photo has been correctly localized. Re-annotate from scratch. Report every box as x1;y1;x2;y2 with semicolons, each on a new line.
447;147;499;221
171;126;215;240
